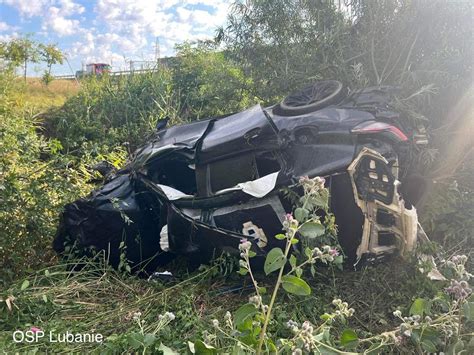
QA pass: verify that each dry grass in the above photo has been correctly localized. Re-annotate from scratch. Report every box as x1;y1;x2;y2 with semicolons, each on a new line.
12;77;80;111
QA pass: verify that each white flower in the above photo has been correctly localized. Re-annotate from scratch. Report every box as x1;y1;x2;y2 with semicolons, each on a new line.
159;311;175;322
249;295;262;307
332;299;342;306
239;239;252;252
132;311;142;321
165;312;176;321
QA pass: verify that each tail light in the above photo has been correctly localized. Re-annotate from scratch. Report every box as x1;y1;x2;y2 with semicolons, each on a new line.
351;121;408;142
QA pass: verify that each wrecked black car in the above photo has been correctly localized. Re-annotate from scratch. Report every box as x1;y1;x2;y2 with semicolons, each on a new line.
53;80;428;273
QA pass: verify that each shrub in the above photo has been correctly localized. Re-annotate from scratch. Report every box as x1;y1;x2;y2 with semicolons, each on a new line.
171;42;255;120
0;70;90;284
46;69;180;154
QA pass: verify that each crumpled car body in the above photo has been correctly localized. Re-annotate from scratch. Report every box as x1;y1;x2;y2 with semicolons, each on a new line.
53;85;427;272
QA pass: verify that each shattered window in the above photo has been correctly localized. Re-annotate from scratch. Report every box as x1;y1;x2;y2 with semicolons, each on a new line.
209;154;258;192
148;158;197;195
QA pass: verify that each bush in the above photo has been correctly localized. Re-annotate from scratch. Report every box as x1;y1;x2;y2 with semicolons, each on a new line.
46;69;180;154
171;42;255;120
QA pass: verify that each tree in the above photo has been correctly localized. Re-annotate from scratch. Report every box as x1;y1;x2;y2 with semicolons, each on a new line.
39;43;64;85
39;43;64;75
218;0;349;103
171;41;254;120
0;37;40;81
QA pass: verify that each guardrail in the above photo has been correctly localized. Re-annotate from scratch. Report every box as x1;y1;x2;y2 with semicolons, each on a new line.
54;68;157;80
54;74;76;80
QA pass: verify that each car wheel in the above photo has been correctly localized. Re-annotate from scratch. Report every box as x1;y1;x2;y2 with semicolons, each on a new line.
277;80;345;116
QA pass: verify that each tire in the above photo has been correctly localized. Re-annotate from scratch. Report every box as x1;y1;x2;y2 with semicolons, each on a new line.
277;80;345;116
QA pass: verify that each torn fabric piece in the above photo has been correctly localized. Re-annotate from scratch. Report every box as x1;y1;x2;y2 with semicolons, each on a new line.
157;184;193;200
216;171;280;198
160;224;169;252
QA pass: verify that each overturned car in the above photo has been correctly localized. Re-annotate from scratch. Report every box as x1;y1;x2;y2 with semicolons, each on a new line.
53;81;428;273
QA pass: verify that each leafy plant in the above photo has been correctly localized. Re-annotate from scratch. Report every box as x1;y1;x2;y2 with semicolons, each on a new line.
191;177;343;353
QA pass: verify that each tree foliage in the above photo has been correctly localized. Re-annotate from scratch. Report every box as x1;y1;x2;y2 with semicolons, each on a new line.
46;69;179;154
219;0;350;102
39;43;64;85
0;37;65;83
0;37;40;80
171;41;254;120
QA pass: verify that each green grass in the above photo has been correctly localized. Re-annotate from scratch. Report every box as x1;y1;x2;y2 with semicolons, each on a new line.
0;255;439;353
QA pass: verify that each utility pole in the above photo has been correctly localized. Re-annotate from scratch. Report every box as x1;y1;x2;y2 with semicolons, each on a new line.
154;37;160;62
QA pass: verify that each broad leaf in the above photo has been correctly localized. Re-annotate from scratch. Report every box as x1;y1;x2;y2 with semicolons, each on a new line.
193;340;217;355
289;254;297;269
340;328;358;347
294;207;309;222
127;333;144;350
299;222;325;238
421;339;437;353
238;267;248;276
159;343;178;354
281;275;311;296
264;248;286;275
410;298;428;316
20;280;30;291
143;333;156;346
462;302;474;322
310;194;328;208
234;303;257;326
295;267;303;278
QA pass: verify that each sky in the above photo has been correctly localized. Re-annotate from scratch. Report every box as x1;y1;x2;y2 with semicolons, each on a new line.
0;0;231;75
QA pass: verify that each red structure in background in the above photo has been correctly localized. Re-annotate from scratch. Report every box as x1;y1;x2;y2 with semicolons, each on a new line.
85;63;112;75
